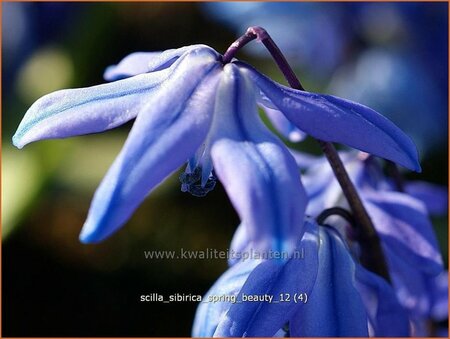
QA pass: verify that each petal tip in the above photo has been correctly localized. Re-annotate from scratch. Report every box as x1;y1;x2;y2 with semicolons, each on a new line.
12;134;24;149
103;66;114;81
406;146;421;172
407;156;421;173
415;163;422;173
79;222;103;244
103;66;121;82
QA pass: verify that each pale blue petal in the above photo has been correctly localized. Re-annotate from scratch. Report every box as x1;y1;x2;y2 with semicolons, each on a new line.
355;263;410;336
290;227;369;337
210;63;307;256
287;149;323;170
256;89;277;109
427;270;448;321
79;49;221;243
410;318;429;337
364;190;443;275
302;151;365;216
385;248;431;317
146;45;213;72
261;105;306;142
103;45;210;81
301;156;341;216
192;258;262;337
103;52;163;81
405;181;448;216
12;66;176;149
228;223;248;266
214;219;319;337
239;62;421;172
257;90;308;142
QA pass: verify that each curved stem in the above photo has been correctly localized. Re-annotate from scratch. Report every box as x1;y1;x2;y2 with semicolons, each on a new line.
222;28;258;64
316;207;356;226
223;27;304;90
223;26;391;282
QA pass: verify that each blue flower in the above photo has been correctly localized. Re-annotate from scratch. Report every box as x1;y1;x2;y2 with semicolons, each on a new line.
204;3;448;154
223;148;446;336
13;44;420;251
294;150;447;332
193;218;409;337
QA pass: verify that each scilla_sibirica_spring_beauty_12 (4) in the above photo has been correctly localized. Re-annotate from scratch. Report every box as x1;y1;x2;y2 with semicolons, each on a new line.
13;26;446;337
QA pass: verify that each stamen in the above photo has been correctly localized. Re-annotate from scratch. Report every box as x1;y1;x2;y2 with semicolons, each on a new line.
179;166;217;197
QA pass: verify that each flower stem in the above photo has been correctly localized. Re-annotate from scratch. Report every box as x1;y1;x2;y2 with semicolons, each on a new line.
222;27;305;90
316;207;355;226
223;26;391;282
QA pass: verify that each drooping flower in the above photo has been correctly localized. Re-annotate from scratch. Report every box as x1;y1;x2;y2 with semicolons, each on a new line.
13;44;420;253
222;147;446;336
193;218;409;337
292;150;447;333
204;2;448;154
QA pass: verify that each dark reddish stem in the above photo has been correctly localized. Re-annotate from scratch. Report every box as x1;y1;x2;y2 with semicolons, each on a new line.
223;27;304;90
223;26;391;282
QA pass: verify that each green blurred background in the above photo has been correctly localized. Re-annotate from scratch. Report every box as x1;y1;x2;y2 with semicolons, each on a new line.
2;2;448;336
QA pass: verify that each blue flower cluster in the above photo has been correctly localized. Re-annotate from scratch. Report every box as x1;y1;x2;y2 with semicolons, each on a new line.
192;151;447;337
13;38;447;336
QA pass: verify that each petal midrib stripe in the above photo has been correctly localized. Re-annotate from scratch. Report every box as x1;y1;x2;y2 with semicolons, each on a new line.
16;74;168;140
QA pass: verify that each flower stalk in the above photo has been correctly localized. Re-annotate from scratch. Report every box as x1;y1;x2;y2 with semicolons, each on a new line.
223;26;391;282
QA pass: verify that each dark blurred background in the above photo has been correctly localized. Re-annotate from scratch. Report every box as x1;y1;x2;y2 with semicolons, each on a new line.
2;2;448;336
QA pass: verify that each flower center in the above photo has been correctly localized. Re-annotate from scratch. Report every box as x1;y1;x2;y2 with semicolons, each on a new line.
179;165;216;197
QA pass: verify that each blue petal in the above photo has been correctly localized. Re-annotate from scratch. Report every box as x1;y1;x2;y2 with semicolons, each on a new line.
257;90;306;142
79;49;221;243
261;105;306;142
302;157;341;216
287;149;323;170
103;52;164;81
238;61;421;172
12;60;182;149
209;63;308;256
290;227;369;337
192;258;262;337
146;45;215;70
364;190;443;275
103;45;211;81
228;223;248;266
355;263;410;336
385;248;431;317
214;219;319;337
405;181;448;216
427;270;448;321
302;151;366;216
